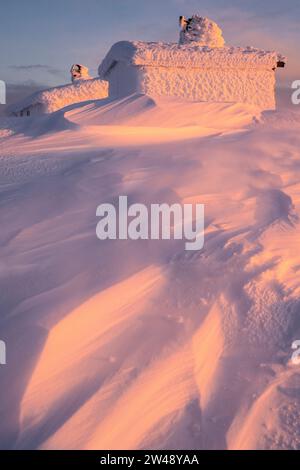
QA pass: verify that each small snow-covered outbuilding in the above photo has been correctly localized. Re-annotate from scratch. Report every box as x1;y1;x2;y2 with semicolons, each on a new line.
8;76;108;117
98;17;285;110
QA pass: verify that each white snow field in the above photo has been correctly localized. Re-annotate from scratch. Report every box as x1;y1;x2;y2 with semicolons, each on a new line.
0;91;300;450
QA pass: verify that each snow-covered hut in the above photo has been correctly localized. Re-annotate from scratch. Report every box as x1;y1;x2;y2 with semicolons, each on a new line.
98;16;285;110
8;76;108;117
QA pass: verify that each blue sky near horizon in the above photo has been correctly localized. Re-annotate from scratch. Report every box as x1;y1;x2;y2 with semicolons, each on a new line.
0;0;299;93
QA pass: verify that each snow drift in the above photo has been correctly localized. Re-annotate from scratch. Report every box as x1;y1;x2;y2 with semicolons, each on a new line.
0;91;300;450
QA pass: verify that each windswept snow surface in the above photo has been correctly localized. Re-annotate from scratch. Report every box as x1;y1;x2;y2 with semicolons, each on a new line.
0;93;300;450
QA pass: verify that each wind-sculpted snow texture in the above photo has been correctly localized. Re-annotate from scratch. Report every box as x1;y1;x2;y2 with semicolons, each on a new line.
0;93;300;450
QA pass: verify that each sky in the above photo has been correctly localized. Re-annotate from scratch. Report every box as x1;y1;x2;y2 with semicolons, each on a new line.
1;0;300;101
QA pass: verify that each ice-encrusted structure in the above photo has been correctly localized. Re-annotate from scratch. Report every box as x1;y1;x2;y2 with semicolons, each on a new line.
8;78;108;117
179;15;225;47
98;40;286;110
71;64;91;82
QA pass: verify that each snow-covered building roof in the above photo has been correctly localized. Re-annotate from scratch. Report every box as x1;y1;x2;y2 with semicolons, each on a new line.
8;78;108;116
99;41;285;78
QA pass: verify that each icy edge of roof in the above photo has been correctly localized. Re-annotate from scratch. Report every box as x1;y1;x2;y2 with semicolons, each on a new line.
98;41;286;78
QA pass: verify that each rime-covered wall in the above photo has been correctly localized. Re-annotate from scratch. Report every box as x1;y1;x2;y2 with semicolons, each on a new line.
107;62;140;99
108;63;276;110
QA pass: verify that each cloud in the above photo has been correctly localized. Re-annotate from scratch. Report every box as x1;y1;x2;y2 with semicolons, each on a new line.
9;64;63;77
